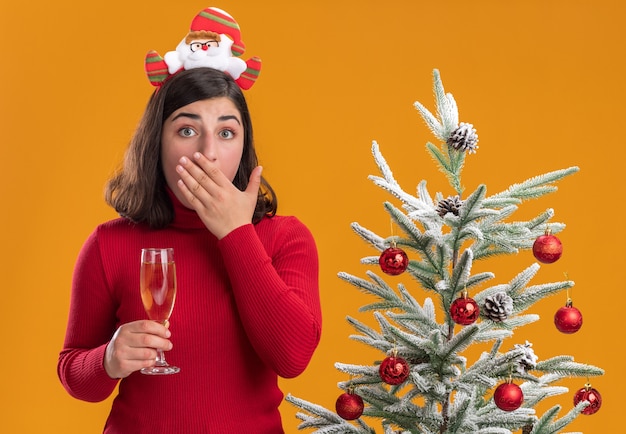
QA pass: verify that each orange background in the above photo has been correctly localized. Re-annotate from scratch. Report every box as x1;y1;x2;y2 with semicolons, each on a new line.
0;0;623;432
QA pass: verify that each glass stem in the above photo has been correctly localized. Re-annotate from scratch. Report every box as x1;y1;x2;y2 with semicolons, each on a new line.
155;349;168;367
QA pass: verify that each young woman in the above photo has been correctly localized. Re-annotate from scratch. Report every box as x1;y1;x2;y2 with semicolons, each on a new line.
57;67;322;433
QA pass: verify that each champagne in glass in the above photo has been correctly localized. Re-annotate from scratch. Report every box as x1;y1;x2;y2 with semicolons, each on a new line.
140;248;180;375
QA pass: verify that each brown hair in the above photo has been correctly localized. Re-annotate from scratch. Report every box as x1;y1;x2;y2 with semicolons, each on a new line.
105;68;277;229
185;31;221;44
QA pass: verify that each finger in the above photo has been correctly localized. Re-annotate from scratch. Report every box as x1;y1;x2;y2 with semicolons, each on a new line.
128;319;171;339
245;166;262;196
176;162;213;210
176;157;211;196
130;330;173;351
176;155;232;205
105;344;157;378
119;322;172;349
191;152;231;188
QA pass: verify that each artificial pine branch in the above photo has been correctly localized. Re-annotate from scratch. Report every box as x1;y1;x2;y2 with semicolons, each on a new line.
534;358;604;379
489;167;580;202
527;401;588;434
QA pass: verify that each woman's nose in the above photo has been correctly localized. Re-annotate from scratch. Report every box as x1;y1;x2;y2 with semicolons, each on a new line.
200;137;218;161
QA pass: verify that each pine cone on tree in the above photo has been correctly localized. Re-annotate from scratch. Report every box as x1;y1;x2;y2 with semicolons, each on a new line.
447;122;479;154
514;341;539;374
483;291;513;322
436;195;464;217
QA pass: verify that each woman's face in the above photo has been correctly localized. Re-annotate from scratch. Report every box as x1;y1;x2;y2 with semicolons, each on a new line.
161;96;245;207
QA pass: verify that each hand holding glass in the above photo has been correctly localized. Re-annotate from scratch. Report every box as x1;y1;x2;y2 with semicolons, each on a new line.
140;248;180;375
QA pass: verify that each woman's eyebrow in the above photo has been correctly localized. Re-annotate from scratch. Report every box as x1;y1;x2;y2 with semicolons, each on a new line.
171;112;200;121
170;113;240;125
218;115;241;125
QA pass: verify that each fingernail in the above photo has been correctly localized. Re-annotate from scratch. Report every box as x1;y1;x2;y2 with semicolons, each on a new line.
193;152;202;160
176;165;184;173
180;156;188;164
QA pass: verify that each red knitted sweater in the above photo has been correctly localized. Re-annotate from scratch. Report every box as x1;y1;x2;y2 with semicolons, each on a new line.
57;194;321;433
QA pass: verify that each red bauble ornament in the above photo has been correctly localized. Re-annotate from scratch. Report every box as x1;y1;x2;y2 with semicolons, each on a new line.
532;229;563;264
379;355;410;385
574;384;602;415
379;247;409;275
450;294;480;325
554;300;583;334
494;381;524;411
335;391;364;420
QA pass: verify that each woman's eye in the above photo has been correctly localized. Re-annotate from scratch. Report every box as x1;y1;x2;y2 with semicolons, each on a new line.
179;127;197;137
219;129;234;139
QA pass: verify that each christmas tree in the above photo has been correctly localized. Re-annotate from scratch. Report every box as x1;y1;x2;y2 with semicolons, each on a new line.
286;69;604;434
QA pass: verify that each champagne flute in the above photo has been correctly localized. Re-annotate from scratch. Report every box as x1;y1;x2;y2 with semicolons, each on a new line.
140;248;180;375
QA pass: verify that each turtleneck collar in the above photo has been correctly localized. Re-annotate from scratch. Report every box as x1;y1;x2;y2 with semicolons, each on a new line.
166;187;207;230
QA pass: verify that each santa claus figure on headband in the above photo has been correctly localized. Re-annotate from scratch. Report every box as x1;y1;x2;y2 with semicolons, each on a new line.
145;7;261;90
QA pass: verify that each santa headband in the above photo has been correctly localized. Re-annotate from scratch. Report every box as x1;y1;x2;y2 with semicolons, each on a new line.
145;7;261;90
